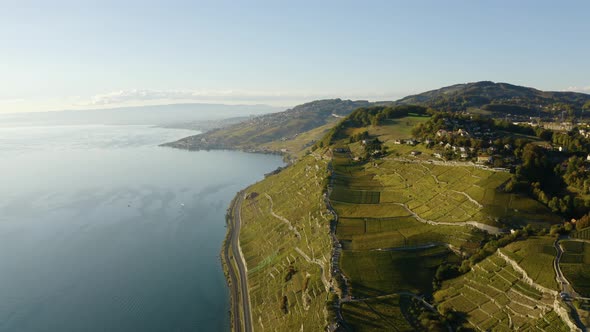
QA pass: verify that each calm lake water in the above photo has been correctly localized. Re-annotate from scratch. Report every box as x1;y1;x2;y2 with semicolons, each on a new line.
0;125;284;332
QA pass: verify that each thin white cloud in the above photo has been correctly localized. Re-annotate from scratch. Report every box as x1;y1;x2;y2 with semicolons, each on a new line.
0;98;26;104
81;89;405;107
89;89;230;105
564;86;590;93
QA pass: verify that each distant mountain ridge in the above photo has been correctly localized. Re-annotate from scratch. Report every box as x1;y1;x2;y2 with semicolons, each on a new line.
0;103;282;127
395;81;590;115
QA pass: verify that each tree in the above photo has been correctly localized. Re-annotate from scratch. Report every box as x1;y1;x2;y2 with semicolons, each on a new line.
435;264;460;281
583;100;590;110
372;112;386;126
519;143;551;183
536;128;553;141
577;213;590;229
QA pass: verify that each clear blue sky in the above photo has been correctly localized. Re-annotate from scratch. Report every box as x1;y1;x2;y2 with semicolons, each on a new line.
1;0;589;112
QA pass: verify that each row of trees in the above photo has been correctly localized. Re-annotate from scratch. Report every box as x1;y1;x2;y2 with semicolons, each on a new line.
504;143;590;217
348;130;369;143
345;105;429;128
560;156;590;194
551;131;590;152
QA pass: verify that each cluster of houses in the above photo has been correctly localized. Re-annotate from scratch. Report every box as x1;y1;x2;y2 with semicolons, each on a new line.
431;142;494;163
436;128;474;138
396;136;496;164
578;128;590;139
393;138;417;145
433;118;498;140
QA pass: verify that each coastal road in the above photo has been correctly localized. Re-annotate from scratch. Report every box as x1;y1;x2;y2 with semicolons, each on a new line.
223;193;253;332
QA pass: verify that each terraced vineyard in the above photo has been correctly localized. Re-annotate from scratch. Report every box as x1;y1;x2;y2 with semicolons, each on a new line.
331;150;489;251
336;215;484;251
334;155;558;231
375;159;506;225
327;116;570;330
572;227;590;240
330;187;380;204
239;153;333;331
341;295;414;332
559;240;590;297
330;148;551;255
341;246;460;298
330;148;490;328
435;253;569;331
500;237;559;290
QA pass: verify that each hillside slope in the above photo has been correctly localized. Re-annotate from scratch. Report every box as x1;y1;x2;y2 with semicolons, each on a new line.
321;104;584;331
162;82;590;157
238;153;333;331
162;99;373;155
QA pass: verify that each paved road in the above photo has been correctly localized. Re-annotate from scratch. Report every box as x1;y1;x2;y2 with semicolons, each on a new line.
223;193;253;332
553;237;587;331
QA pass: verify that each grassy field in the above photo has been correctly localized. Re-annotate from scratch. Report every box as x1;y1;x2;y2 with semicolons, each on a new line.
368;115;430;142
341;295;415;332
559;240;590;297
435;253;569;331
500;237;559;290
239;153;333;331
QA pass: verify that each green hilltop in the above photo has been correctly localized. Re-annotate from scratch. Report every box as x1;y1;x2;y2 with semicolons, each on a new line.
395;81;590;116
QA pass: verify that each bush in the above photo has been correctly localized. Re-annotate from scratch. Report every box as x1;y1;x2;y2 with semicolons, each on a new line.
435;264;460;281
284;265;297;281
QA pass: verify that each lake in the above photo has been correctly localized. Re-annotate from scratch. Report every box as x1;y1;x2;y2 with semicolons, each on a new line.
0;125;284;332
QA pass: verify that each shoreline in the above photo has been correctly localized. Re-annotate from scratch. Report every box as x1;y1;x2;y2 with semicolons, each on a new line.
161;137;288;331
160;143;295;163
221;190;253;332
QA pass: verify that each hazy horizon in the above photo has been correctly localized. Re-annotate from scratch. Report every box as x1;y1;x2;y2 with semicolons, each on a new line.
2;1;589;113
3;80;589;116
0;102;289;128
